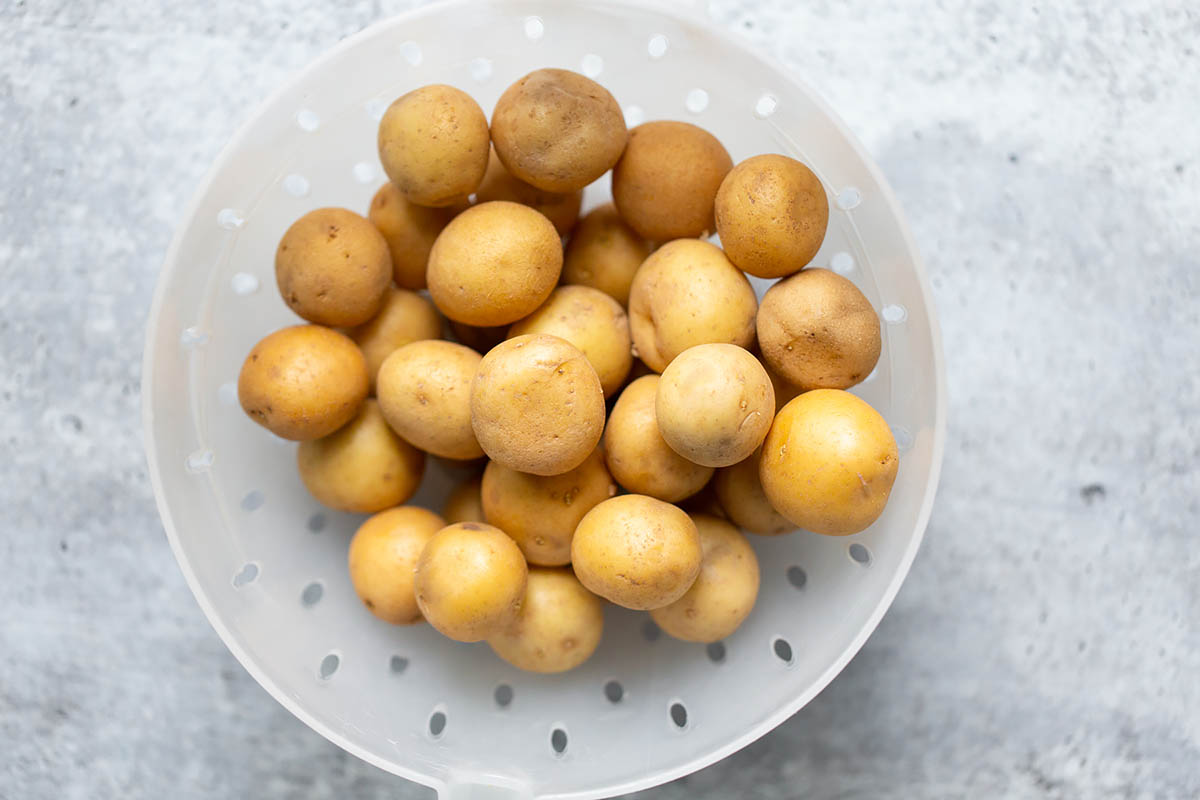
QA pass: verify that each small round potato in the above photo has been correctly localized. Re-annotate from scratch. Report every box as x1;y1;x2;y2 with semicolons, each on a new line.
604;375;713;502
414;522;529;642
470;334;606;476
367;182;462;289
714;153;829;278
348;287;443;392
481;446;618;566
347;506;445;625
757;268;881;390
650;514;760;642
561;203;651;307
275;208;391;327
491;68;627;193
760;389;899;535
488;568;604;673
427;201;562;326
475;150;583;236
443;475;485;524
450;320;508;354
238;325;368;440
377;84;489;207
612;121;732;241
656;344;775;468
297;399;425;513
714;447;794;535
508;286;632;397
628;239;757;372
376;340;484;460
571;494;702;610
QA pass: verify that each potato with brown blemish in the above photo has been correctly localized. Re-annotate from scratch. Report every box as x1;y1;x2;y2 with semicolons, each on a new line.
474;149;583;236
347;287;443;392
443;474;485;524
376;340;484;460
562;203;652;308
714;446;794;535
488;568;605;673
348;506;445;624
367;182;463;290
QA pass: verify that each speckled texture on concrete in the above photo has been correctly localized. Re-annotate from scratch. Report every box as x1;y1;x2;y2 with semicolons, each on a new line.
2;1;1198;798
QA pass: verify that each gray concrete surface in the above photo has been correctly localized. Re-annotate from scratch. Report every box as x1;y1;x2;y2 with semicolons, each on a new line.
2;0;1198;798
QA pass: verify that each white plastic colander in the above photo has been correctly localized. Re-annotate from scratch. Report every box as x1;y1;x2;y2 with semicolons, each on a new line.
142;1;946;797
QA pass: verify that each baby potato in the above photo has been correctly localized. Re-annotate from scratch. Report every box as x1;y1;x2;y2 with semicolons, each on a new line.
347;287;443;392
475;150;583;236
656;343;775;468
415;522;528;642
490;68;627;193
650;514;760;642
376;340;484;460
760;389;899;535
628;239;757;372
604;375;713;502
377;84;489;207
297;399;425;513
488;568;604;673
714;447;794;535
757;268;881;390
714;153;829;279
367;182;462;290
470;334;606;476
481;446;618;566
571;494;702;610
348;506;445;625
561;203;651;307
238;324;368;440
450;319;508;354
275;207;392;327
508;286;632;397
443;474;485;524
612;121;733;241
427;201;562;326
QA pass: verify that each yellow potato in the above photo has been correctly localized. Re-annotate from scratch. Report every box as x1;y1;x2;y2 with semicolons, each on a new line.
474;150;583;236
488;568;604;673
376;340;484;460
760;389;898;535
414;522;528;642
562;203;651;307
347;287;443;392
443;474;485;524
296;399;425;513
713;447;794;535
367;182;462;290
347;506;445;625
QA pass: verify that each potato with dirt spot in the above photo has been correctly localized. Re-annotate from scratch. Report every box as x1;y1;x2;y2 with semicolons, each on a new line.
562;203;651;307
488;568;605;673
367;182;463;290
474;150;583;236
376;340;484;460
348;506;445;624
714;446;794;535
443;474;485;524
348;287;443;392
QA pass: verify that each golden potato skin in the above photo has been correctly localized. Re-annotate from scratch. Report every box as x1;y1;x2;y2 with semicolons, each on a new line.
714;447;794;535
491;68;627;193
628;239;757;372
376;340;484;460
571;494;702;610
347;287;443;392
427;201;562;326
238;325;368;441
443;474;486;524
481;446;618;566
275;208;391;327
470;334;606;476
612;121;733;241
377;84;489;207
760;389;898;535
561;203;651;307
604;375;713;502
714;153;829;279
367;182;461;289
650;514;760;642
488;568;604;673
757;268;881;390
297;399;425;513
656;343;775;468
475;150;583;236
348;506;445;625
508;286;632;397
414;522;529;642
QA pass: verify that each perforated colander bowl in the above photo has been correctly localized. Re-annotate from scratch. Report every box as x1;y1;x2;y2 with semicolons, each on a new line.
142;1;946;797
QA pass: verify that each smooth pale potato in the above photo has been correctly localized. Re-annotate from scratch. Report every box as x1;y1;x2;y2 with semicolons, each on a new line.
427;201;562;326
490;68;627;193
562;203;651;307
604;375;713;502
470;334;606;476
450;319;508;354
376;340;484;460
275;208;391;327
348;506;445;624
714;153;829;279
650;514;760;642
443;475;485;524
367;182;462;289
714;446;794;535
347;287;443;392
760;389;898;535
481;446;618;566
628;239;757;372
377;84;489;207
488;568;604;673
475;150;583;236
414;522;528;642
508;286;632;397
238;325;368;440
297;399;425;513
656;343;775;468
571;494;702;610
757;268;881;390
612;121;732;241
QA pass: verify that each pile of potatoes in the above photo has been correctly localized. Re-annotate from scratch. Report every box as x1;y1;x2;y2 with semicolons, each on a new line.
237;69;899;674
